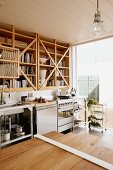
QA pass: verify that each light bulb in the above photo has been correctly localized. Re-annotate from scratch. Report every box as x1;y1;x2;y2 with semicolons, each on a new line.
90;0;104;38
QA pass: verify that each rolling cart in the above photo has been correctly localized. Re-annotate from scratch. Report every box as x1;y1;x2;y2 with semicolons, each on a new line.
88;104;107;132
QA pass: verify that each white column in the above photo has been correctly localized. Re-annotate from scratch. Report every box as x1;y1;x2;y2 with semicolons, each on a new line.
70;46;78;93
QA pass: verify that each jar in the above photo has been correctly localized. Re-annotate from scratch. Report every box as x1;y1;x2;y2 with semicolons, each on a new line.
1;130;10;141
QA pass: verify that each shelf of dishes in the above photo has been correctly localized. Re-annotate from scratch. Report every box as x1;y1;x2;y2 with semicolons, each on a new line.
0;46;19;78
1;133;31;147
0;123;30;143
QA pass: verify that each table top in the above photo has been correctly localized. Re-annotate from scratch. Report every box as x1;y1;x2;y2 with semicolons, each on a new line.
0;131;113;170
25;100;56;107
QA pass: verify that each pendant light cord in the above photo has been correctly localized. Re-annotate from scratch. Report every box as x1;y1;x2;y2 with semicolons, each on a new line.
97;0;99;10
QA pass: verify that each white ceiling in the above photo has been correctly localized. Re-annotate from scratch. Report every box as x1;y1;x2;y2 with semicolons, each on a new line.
0;0;113;44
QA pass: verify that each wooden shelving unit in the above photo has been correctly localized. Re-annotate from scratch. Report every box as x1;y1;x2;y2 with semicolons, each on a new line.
0;24;70;91
38;37;70;89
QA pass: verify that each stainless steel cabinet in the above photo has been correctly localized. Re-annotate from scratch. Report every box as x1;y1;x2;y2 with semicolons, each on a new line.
0;104;33;148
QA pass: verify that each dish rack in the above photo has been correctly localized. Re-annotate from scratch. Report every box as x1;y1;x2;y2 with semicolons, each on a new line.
0;46;19;78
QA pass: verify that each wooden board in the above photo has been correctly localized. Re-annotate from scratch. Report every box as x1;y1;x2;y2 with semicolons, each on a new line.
24;100;56;108
0;132;113;170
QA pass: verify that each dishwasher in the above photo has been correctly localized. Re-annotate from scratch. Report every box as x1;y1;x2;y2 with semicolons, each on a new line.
35;103;58;135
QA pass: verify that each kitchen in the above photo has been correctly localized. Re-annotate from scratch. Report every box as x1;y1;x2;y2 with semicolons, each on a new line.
0;0;113;169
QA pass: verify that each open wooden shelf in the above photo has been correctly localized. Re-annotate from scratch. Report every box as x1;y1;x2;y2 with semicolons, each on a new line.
1;42;12;47
20;62;36;66
40;64;54;68
0;28;13;34
0;24;70;91
38;36;70;89
58;66;69;69
57;76;69;78
15;45;36;51
39;49;55;56
57;53;69;58
56;44;69;49
0;59;18;63
15;32;34;40
41;39;55;46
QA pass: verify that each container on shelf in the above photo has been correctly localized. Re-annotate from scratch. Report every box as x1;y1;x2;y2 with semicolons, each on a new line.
40;69;47;86
40;70;47;80
1;130;10;142
40;57;48;64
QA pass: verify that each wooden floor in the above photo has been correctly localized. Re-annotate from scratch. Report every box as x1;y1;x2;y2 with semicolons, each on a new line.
106;108;113;128
0;131;113;170
73;125;113;150
75;107;113;150
0;107;113;170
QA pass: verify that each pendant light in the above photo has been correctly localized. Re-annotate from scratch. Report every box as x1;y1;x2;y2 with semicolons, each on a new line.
90;0;104;37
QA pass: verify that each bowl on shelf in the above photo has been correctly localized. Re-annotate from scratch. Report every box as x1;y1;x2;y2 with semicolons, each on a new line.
39;58;48;64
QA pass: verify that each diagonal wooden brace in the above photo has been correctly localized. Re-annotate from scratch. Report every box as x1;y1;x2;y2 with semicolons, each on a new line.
39;40;69;88
20;38;36;58
19;69;36;90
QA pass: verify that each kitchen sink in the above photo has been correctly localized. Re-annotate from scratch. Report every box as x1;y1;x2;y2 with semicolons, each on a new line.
0;103;24;109
0;102;32;117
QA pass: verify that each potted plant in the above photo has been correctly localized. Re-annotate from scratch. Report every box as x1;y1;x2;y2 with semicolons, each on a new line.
88;115;101;129
87;98;98;110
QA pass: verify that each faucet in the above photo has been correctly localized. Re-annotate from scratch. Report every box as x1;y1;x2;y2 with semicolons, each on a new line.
0;81;11;105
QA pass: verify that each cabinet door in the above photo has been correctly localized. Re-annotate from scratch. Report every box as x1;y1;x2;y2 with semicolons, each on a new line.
36;107;57;135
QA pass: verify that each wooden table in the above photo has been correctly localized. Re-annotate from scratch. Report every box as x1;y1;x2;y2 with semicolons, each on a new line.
0;131;113;170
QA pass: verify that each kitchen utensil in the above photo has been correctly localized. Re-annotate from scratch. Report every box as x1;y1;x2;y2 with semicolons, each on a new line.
11;124;23;133
16;125;23;133
16;131;25;137
58;96;71;99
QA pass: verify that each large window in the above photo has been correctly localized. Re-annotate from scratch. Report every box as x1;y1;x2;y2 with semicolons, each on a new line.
76;38;113;107
78;75;99;101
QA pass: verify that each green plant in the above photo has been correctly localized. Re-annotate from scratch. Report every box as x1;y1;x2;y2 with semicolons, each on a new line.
88;115;101;128
87;99;101;129
87;99;98;109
